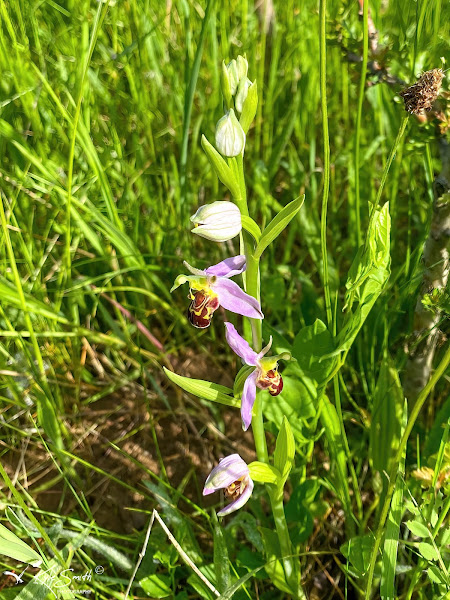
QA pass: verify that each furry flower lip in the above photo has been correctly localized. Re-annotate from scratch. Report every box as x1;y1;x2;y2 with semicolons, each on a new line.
225;322;290;431
170;256;263;328
190;201;242;242
203;454;253;516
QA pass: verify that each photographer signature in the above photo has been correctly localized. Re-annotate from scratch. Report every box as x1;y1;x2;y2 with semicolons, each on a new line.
2;565;102;597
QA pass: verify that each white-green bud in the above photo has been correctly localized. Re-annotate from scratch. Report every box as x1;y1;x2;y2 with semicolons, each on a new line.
190;201;242;242
236;55;248;83
225;59;239;96
224;55;249;96
235;78;252;114
215;109;246;157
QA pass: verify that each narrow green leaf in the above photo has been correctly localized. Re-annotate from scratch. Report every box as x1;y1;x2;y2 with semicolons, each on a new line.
254;195;304;259
241;215;261;242
163;368;237;407
0;524;42;566
319;396;351;514
239;80;258;134
212;511;230;593
201;135;240;198
381;400;407;600
370;357;403;474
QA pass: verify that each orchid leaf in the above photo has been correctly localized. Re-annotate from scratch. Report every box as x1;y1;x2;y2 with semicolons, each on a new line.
248;462;280;484
254;195;304;259
163;368;238;407
336;203;391;353
241;215;261;242
274;416;295;483
0;523;42;566
201;135;240;198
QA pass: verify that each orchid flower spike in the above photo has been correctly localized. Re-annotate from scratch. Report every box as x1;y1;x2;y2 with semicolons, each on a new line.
203;454;253;516
171;256;263;328
225;322;290;430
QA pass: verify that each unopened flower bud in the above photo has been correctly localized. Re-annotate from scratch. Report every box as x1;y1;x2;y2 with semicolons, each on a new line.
236;55;248;83
225;59;239;96
190;201;242;242
235;78;252;114
224;56;248;96
215;109;246;157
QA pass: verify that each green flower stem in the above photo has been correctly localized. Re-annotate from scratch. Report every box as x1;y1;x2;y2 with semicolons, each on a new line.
319;0;333;329
364;344;450;599
269;487;305;599
354;0;368;249
233;153;304;599
364;115;409;251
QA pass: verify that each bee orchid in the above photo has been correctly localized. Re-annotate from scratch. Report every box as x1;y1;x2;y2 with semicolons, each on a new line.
225;322;290;430
171;256;263;328
203;454;253;516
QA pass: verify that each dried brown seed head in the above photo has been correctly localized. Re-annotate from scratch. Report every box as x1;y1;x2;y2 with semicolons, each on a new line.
399;68;444;115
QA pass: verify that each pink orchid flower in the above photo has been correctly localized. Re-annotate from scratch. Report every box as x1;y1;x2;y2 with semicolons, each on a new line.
225;322;290;430
171;256;263;328
203;454;253;516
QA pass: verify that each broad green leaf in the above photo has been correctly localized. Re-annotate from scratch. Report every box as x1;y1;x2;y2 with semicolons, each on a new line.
163;368;237;407
428;565;447;584
418;542;439;562
273;416;295;482
254;196;304;259
0;523;42;566
201;135;240;198
262;376;317;447
370;357;404;474
248;461;280;484
212;511;230;593
292;319;337;386
140;574;172;598
340;533;375;576
405;520;430;538
381;399;407;600
241;215;261;242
